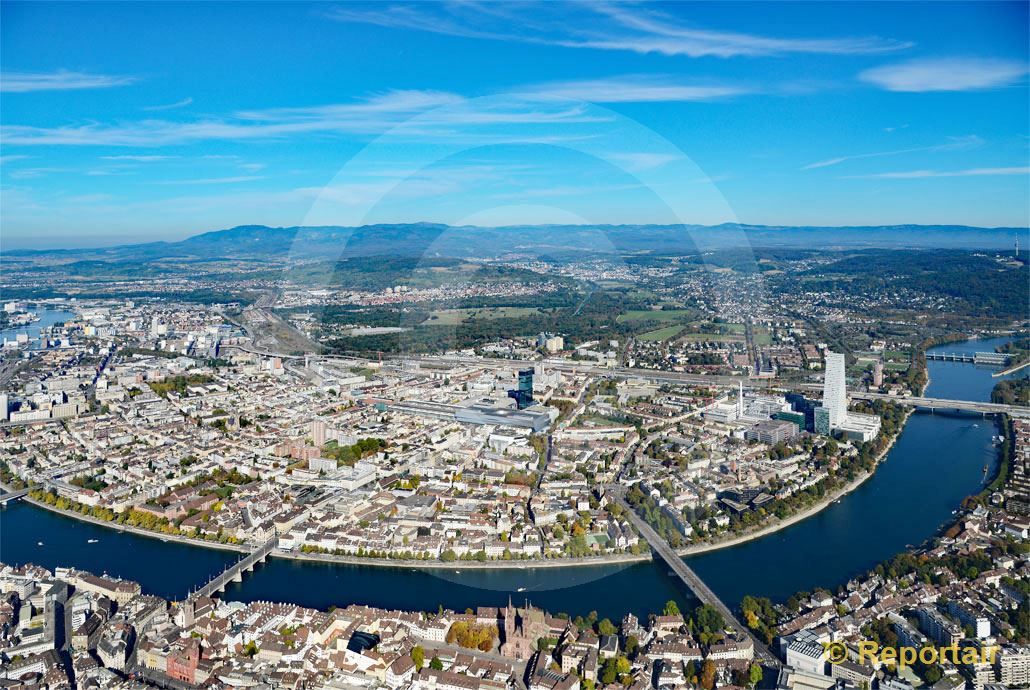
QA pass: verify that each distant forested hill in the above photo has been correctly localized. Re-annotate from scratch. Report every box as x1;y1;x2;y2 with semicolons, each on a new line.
3;222;1026;264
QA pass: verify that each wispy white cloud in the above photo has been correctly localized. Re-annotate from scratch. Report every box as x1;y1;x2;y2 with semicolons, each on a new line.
1;70;136;92
143;97;193;112
101;154;179;162
607;152;682;172
68;193;115;203
803;135;984;170
860;57;1028;92
7;167;69;179
0;89;608;147
0;154;30;164
519;76;750;103
325;2;909;58
86;169;134;176
844;166;1029;179
491;182;644;200
577;3;911;58
154;175;266;185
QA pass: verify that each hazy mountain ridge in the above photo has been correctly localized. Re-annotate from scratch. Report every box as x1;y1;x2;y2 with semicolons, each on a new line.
3;222;1026;264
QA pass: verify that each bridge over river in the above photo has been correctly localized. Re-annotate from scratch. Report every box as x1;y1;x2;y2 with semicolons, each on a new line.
925;351;1009;365
0;487;30;505
850;391;1030;416
190;535;277;600
612;492;779;666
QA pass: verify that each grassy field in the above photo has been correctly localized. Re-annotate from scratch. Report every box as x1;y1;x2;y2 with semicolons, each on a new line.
422;307;542;326
677;332;746;342
617;309;694;323
638;325;684;341
884;349;911;363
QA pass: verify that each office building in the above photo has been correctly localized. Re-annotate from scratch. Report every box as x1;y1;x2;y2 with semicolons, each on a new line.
834;412;881;443
785;392;817;432
519;368;533;393
704;401;739;424
745;419;799;445
773;410;806;432
507;368;535;409
815;351;882;441
823;351;848;428
814;406;830;435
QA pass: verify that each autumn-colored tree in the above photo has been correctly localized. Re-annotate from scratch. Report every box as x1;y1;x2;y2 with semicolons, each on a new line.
700;659;716;690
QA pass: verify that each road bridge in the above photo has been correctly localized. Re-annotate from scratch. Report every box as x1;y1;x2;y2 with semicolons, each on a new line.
850;391;1029;417
0;488;30;504
190;535;276;600
613;492;778;665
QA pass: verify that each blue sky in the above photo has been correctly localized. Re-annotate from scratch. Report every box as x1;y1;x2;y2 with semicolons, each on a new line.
1;1;1028;247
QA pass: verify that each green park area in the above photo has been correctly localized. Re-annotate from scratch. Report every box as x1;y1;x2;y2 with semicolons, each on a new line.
638;325;684;341
616;309;694;323
422;307;543;326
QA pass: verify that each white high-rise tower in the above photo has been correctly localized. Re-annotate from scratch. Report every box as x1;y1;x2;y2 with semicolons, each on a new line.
823;351;848;427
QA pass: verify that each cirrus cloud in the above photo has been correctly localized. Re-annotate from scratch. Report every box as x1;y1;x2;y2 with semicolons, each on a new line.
860;57;1028;92
325;2;910;58
844;166;1029;179
1;70;136;92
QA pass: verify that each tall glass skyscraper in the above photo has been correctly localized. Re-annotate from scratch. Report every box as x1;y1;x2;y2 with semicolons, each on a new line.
508;368;535;409
823;351;848;427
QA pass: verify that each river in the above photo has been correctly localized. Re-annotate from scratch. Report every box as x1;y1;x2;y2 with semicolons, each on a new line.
1;332;1023;621
0;307;75;346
